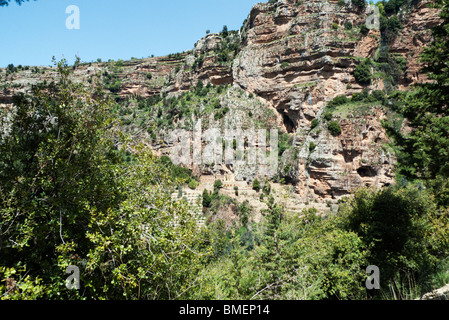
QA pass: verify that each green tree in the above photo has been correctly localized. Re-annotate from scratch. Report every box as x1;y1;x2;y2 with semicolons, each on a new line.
328;121;342;136
0;59;207;299
339;186;449;298
202;189;212;208
390;0;449;193
255;195;284;298
353;59;372;85
252;178;261;192
0;0;33;6
75;147;206;300
188;178;199;189
213;179;223;190
351;0;367;10
221;25;229;38
327;94;349;109
293;218;370;299
0;58;122;299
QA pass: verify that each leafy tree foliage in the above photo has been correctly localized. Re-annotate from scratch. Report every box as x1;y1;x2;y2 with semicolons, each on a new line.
389;0;449;189
0;0;32;6
339;186;449;298
202;189;212;208
383;0;408;15
327;121;342;136
252;179;261;192
351;0;367;10
0;59;207;299
187;199;371;300
353;59;372;85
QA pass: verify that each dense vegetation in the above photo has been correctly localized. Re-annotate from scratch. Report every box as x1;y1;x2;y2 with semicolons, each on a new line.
1;0;449;301
0;59;206;299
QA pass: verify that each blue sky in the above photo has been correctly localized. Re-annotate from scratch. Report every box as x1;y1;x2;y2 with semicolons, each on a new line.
0;0;262;67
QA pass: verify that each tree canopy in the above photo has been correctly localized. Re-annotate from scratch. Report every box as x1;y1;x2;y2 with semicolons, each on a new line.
388;0;449;195
0;0;33;6
0;58;207;299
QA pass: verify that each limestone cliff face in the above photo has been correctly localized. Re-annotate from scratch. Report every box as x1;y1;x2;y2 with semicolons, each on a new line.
389;0;442;88
295;107;396;201
0;0;440;202
233;0;378;133
226;0;402;200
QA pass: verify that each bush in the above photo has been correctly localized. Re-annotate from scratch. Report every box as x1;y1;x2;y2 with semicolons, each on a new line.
157;156;193;182
351;88;369;102
353;60;372;85
309;142;317;152
107;79;122;93
6;64;17;74
188;179;199;190
278;133;291;156
328;121;342;136
328;94;349;109
344;21;353;30
351;0;366;9
214;179;223;190
380;15;403;34
323;111;333;122
262;182;271;194
360;24;369;36
202;189;211;207
310;118;319;130
252;178;261;192
214;107;229;120
371;90;387;104
384;0;407;15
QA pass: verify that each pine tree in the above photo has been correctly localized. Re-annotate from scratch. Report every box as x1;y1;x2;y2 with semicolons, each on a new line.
202;189;211;207
258;195;283;298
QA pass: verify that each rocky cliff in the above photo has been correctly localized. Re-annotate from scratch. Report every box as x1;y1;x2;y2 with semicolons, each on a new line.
0;0;440;203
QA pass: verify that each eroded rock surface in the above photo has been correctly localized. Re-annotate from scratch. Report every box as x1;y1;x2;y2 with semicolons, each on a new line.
0;0;440;203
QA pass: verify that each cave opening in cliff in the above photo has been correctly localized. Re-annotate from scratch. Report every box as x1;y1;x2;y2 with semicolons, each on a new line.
357;166;377;177
281;113;296;133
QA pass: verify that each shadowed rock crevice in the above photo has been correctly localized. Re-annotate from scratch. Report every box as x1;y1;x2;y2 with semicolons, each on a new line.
357;166;377;177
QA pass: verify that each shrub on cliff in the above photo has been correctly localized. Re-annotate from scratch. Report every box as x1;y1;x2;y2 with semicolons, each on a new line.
351;0;367;9
354;59;372;85
328;94;349;108
252;178;261;192
328;121;342;136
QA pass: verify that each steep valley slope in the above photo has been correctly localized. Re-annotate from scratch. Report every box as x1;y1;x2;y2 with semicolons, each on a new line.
0;0;441;216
